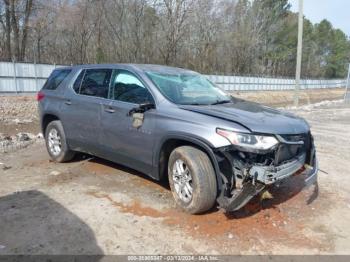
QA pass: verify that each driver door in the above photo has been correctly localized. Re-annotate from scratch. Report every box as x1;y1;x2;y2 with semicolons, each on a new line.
99;69;157;176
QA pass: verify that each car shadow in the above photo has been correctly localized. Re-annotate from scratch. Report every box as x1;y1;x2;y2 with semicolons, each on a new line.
0;190;103;257
85;156;171;190
73;155;318;219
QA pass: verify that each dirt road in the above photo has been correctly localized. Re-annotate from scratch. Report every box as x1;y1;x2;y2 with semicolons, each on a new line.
0;98;350;255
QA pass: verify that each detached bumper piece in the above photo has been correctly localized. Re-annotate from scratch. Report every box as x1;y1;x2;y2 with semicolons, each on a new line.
216;133;318;212
302;154;318;187
217;181;265;212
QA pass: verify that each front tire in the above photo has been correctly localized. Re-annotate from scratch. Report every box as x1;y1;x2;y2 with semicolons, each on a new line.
45;120;75;162
168;146;217;214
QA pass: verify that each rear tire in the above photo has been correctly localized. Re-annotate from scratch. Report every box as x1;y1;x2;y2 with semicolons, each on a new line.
45;120;75;162
168;146;217;214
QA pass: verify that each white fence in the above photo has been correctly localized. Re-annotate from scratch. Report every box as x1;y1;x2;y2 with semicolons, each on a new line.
206;75;346;91
0;62;61;93
0;61;346;93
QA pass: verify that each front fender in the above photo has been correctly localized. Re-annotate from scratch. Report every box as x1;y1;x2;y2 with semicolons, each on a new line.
153;132;223;190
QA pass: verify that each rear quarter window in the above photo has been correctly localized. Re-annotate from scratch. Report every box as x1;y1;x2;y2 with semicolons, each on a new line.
43;69;72;90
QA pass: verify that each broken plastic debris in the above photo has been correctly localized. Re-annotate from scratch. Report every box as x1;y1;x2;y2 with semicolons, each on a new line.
49;170;61;176
13;119;33;124
260;190;273;200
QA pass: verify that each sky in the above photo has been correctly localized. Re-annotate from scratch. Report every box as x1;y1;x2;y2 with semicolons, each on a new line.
288;0;350;36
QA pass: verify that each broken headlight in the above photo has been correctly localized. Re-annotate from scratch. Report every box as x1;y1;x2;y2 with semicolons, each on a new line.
216;128;279;150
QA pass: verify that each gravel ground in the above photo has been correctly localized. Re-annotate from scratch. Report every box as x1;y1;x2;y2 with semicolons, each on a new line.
0;95;39;136
0;94;349;255
232;88;345;107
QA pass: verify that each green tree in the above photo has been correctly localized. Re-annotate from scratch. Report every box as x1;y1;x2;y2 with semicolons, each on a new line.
327;29;350;78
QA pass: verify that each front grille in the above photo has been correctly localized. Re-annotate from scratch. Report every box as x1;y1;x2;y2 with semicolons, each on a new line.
275;133;311;164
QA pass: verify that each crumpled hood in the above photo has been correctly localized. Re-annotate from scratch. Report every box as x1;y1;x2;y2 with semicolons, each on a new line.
179;99;310;135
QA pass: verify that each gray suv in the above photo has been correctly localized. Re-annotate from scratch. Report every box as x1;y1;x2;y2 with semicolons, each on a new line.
38;64;318;214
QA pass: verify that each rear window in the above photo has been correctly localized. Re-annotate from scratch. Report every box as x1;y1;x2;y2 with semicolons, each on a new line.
43;69;71;90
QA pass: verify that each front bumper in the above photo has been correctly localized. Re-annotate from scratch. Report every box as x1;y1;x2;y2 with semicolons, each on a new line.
250;153;306;185
249;152;318;187
217;145;318;212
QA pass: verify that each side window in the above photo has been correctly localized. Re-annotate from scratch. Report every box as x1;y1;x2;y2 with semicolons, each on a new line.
111;71;153;104
73;70;85;93
43;69;71;90
79;69;112;98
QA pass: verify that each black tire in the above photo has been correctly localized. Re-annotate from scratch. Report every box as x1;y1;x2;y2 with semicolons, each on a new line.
168;146;217;214
45;120;75;162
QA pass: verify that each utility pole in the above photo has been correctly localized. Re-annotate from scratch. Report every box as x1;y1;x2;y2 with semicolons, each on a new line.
294;0;304;107
344;63;350;102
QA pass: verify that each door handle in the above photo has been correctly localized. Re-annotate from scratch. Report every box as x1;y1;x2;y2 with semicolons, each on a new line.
104;107;115;113
64;100;72;105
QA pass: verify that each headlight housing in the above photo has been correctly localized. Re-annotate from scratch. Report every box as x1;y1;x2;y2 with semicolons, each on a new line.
216;128;279;150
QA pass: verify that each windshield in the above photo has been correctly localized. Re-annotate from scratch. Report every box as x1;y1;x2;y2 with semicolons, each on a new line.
146;72;231;105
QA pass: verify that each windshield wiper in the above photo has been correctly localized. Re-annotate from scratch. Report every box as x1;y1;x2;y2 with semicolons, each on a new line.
211;99;231;105
181;102;207;105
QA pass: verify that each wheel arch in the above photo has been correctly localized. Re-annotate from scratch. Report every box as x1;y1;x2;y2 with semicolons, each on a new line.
155;133;222;190
41;113;60;135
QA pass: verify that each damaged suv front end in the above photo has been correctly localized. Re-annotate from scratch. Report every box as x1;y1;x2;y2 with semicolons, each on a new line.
144;65;318;213
215;129;318;211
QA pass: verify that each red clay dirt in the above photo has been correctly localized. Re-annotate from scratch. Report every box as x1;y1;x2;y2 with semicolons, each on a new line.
85;170;325;252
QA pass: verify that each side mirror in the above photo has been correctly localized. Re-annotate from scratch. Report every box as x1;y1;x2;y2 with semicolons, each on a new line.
139;102;155;111
128;102;155;116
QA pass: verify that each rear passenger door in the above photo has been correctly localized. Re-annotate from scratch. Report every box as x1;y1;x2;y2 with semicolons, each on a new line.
61;68;112;154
